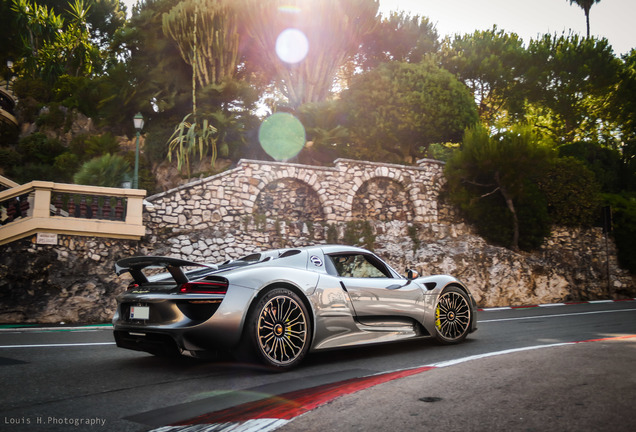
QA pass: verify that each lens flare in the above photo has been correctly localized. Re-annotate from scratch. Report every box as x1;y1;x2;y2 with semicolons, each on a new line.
275;28;309;64
278;5;301;14
258;113;306;161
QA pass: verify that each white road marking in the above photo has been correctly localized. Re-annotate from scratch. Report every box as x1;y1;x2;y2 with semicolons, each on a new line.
478;307;636;323
0;342;116;349
0;325;111;333
149;418;289;432
431;342;574;368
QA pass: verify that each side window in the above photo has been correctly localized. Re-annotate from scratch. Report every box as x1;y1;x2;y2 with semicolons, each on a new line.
330;254;390;278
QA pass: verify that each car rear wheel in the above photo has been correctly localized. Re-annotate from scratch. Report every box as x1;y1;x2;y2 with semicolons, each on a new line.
434;286;472;344
241;287;311;371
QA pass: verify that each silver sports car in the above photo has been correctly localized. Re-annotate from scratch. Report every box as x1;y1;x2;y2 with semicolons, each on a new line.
113;245;477;370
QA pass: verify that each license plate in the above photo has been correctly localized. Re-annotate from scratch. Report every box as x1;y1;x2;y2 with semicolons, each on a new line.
130;306;150;320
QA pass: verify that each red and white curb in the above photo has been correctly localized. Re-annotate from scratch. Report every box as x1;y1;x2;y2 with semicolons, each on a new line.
478;298;636;312
149;333;636;432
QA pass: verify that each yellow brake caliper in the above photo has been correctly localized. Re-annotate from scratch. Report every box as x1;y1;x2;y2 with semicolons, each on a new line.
435;304;441;329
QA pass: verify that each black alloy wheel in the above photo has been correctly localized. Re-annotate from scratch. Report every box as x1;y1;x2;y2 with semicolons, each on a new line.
434;286;472;344
245;287;311;370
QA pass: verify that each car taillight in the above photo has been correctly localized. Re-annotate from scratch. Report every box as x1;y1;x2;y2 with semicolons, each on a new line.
179;281;228;294
127;283;140;291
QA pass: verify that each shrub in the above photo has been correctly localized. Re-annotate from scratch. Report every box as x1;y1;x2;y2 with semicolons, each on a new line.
559;142;622;193
35;103;67;130
445;124;555;251
73;154;131;188
538;157;602;226
69;133;120;162
603;194;636;274
17;133;65;165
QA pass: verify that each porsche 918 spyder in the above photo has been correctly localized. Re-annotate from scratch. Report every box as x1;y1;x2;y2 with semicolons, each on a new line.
113;245;477;370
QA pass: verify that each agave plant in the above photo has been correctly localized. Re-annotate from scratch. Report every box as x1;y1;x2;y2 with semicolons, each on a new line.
167;113;217;179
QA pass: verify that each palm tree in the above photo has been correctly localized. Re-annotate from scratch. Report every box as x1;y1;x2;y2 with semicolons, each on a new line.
73;154;131;188
568;0;601;38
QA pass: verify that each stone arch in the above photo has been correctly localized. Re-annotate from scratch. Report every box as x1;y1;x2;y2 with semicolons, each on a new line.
351;177;414;222
253;178;326;222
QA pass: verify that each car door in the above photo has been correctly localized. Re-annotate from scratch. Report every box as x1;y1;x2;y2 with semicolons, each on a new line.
327;253;424;320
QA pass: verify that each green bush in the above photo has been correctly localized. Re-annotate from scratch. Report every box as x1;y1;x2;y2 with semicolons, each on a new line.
69;133;120;162
73;154;131;188
11;162;65;183
445;124;554;251
559;142;623;193
53;75;102;118
12;77;53;103
121;150;156;193
5;133;69;182
53;152;81;181
0;147;21;170
425;142;460;162
539;157;602;226
35;103;67;130
17;133;66;165
604;193;636;274
143;120;175;165
0;122;19;147
462;180;550;250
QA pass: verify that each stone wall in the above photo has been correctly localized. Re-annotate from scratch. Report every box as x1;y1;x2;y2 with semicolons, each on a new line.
0;158;633;324
144;158;445;229
0;235;140;323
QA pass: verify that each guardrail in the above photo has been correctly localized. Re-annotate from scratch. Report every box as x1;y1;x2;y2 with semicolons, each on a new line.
0;181;146;245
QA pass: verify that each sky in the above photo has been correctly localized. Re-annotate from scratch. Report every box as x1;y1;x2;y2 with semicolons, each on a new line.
120;0;635;55
378;0;635;55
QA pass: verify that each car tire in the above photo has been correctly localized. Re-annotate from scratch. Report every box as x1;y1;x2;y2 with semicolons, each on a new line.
433;286;472;344
239;287;311;371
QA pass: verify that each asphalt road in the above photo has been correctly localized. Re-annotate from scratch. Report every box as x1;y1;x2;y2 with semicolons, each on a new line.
0;300;635;432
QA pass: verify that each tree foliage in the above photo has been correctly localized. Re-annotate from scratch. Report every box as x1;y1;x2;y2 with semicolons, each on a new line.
238;0;379;108
612;50;636;192
21;0;126;48
2;132;67;182
558;142;624;193
525;34;621;145
356;11;439;71
162;0;240;88
4;0;636;268
538;157;602;226
603;194;636;274
339;59;478;162
445;125;556;251
441;27;528;125
110;0;190;120
11;0;100;82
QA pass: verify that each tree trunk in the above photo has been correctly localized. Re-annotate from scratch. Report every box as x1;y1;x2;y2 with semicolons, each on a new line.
496;172;520;251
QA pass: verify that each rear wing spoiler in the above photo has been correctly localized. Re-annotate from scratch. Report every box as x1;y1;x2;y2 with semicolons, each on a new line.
115;256;217;285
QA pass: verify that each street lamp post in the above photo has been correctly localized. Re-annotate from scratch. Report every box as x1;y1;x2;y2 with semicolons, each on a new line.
6;59;13;90
133;112;144;189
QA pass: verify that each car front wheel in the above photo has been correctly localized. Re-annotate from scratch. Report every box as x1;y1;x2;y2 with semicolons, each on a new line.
242;287;311;371
433;286;472;344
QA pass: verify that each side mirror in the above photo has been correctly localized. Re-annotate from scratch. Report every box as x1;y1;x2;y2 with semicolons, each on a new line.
406;269;419;280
